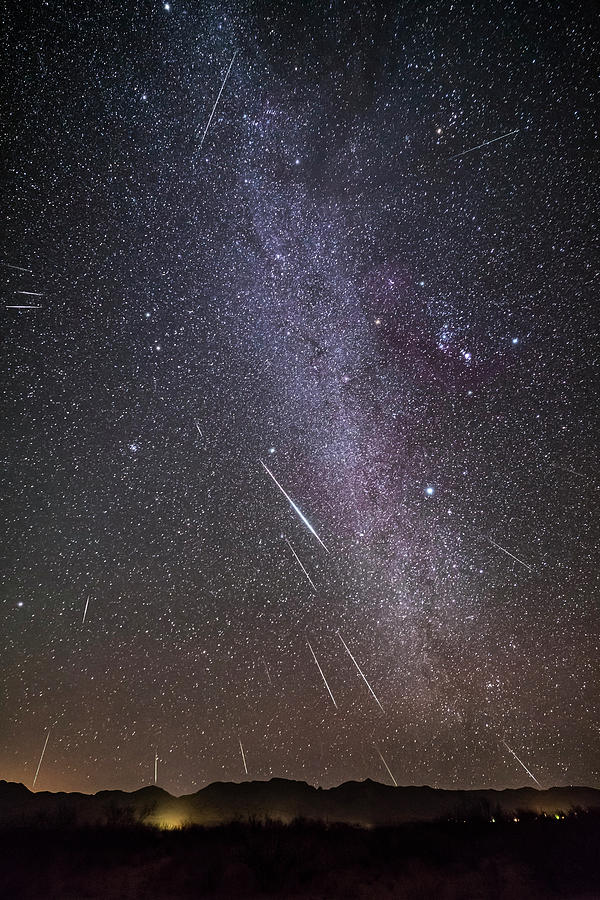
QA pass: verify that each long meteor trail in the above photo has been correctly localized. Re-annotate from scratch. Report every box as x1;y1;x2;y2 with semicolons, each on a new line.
488;538;533;572
375;745;397;786
502;740;542;788
307;641;338;709
2;263;32;272
32;725;53;788
284;537;317;592
197;50;238;149
239;737;248;775
337;631;384;713
82;595;90;625
260;461;329;552
6;305;42;309
449;128;519;160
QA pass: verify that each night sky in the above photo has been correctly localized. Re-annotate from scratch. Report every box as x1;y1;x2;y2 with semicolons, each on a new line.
2;0;599;796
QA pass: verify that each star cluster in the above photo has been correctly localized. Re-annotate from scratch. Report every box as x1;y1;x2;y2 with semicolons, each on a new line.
1;0;599;794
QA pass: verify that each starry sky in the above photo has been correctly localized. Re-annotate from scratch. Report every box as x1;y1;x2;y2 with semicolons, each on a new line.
2;0;599;796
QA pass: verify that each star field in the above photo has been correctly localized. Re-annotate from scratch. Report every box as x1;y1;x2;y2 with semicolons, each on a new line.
1;0;599;795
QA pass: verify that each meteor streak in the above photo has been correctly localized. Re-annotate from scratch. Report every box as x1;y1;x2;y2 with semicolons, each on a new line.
239;737;248;775
307;641;337;709
488;538;533;572
550;463;588;479
260;461;329;552
196;50;238;149
33;725;53;789
502;740;542;788
82;595;90;625
6;305;41;309
449;128;519;160
261;657;273;685
337;631;385;713
154;750;159;784
284;536;317;592
16;291;44;296
194;421;204;438
2;263;32;272
375;745;397;786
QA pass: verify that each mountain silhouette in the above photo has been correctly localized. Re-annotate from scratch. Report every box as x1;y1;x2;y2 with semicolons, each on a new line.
1;779;599;828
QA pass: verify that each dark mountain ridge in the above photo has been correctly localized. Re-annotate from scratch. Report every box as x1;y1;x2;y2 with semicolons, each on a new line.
2;778;599;828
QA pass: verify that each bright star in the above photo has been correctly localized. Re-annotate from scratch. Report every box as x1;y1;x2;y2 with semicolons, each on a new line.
425;486;435;496
512;337;519;344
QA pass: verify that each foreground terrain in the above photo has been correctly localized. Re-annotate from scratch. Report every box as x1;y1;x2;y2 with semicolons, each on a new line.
2;812;599;899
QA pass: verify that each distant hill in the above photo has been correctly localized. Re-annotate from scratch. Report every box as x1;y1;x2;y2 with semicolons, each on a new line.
1;778;599;828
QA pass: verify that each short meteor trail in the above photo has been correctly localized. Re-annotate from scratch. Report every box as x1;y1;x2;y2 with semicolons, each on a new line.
449;128;519;160
154;750;159;784
550;463;588;479
16;291;44;296
82;595;90;625
238;737;248;775
284;536;317;592
337;631;385;713
2;263;32;272
375;745;397;786
261;657;273;685
196;50;238;149
32;725;53;789
194;421;203;438
260;460;329;553
502;740;542;788
488;538;533;573
307;641;338;709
